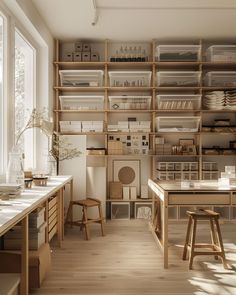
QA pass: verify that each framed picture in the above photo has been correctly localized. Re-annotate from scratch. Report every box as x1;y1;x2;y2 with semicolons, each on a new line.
186;145;197;155
113;160;140;195
179;138;194;146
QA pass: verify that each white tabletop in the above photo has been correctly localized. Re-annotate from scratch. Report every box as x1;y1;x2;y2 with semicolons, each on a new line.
0;175;72;236
148;179;236;192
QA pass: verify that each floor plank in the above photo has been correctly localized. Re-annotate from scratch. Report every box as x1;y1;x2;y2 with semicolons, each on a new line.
30;220;236;295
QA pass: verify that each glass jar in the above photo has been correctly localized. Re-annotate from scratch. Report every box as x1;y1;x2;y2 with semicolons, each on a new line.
6;151;24;187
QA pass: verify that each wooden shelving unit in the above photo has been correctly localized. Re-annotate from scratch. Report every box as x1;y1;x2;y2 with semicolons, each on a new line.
54;39;236;219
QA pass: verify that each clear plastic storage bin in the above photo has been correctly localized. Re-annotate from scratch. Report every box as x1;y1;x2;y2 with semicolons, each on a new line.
108;71;152;87
59;121;81;132
59;95;104;110
156;116;200;132
111;202;130;219
157;71;201;87
59;70;104;87
156;94;201;110
108;96;151;110
156;45;200;61
206;45;236;62
204;71;236;87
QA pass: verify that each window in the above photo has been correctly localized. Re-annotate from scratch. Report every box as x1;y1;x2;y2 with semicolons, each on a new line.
0;13;5;174
15;30;35;169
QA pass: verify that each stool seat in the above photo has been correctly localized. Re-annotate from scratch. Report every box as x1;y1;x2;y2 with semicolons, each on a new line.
73;199;100;207
66;197;105;240
183;209;228;269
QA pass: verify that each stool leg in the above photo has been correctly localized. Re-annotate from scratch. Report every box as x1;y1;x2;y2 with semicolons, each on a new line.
83;206;90;240
66;202;73;228
183;216;192;261
189;217;197;270
214;217;228;269
98;204;105;237
209;217;218;260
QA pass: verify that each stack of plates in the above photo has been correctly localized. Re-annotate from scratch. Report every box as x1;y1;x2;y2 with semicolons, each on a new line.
0;184;22;198
203;91;225;110
225;90;236;109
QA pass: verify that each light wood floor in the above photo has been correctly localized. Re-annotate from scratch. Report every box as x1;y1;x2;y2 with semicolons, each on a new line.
31;220;236;295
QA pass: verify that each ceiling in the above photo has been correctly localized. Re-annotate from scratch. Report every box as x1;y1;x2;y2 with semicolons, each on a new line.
32;0;236;41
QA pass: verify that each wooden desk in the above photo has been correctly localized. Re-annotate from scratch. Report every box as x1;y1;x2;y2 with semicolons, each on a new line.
0;175;73;295
148;179;236;269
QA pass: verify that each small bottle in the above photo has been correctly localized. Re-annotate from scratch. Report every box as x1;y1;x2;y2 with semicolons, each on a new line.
115;50;120;62
120;46;125;62
110;52;115;62
127;46;132;62
137;46;142;62
142;49;147;62
6;151;24;188
124;46;128;62
133;46;137;62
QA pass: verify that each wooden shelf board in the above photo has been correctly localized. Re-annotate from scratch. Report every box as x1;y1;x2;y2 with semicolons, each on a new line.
156;87;201;90
202;109;236;113
59;132;106;135
107;109;154;113
154;155;200;157
201;132;236;135
54;86;106;91
106;199;152;202
108;87;153;91
54;109;105;113
155;109;201;113
54;61;106;68
202;87;236;90
107;154;153;157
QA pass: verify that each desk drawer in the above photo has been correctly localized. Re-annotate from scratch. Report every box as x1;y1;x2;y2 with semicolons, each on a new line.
168;192;230;205
48;195;57;210
232;193;236;204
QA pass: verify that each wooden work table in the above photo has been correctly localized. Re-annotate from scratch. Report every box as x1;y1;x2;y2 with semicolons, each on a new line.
0;175;73;295
148;179;236;269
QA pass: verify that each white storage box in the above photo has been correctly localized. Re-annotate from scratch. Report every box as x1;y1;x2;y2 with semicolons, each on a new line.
111;202;130;219
108;71;152;87
59;70;104;87
156;45;200;61
202;171;219;180
108;96;151;110
59;95;104;110
4;222;46;250
156;116;200;132
135;202;152;219
206;45;236;62
202;162;218;171
60;121;81;132
29;207;45;228
157;94;201;110
204;71;236;87
82;121;104;132
157;71;201;87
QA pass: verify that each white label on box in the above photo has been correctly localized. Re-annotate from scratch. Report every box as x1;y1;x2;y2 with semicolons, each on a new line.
123;186;130;200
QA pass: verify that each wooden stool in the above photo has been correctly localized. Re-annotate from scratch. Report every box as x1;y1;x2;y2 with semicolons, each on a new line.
182;209;228;269
66;197;105;240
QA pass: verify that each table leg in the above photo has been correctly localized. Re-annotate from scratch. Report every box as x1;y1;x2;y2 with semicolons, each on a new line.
57;191;62;248
21;216;28;295
163;198;169;269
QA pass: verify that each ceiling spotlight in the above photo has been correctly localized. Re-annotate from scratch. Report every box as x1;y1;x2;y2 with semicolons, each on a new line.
92;0;98;26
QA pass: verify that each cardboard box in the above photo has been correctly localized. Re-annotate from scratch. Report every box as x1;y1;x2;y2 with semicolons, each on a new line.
82;52;91;61
62;52;73;61
0;243;51;289
75;41;83;52
91;53;99;61
82;43;91;52
73;52;82;61
109;182;122;199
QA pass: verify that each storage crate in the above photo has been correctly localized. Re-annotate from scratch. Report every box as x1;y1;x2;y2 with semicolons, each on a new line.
204;71;236;87
206;45;236;62
202;171;219;180
111;202;130;220
29;207;45;228
156;162;174;171
156;94;201;110
156;116;200;132
157;71;201;87
59;70;104;87
213;206;230;220
108;71;152;87
59;95;104;110
59;121;81;132
108;96;151;110
179;206;195;219
168;206;178;220
135;202;152;219
82;121;104;132
156;45;201;61
59;121;81;133
4;222;46;250
202;162;218;171
231;206;236;219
